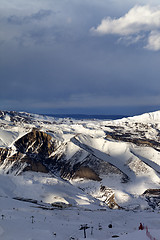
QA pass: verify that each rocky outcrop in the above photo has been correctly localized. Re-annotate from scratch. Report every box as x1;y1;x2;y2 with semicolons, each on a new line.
143;189;160;195
14;128;56;158
12;128;59;173
0;129;100;179
0;148;9;162
0;129;57;174
106;132;160;149
23;159;48;173
73;166;101;181
143;189;160;210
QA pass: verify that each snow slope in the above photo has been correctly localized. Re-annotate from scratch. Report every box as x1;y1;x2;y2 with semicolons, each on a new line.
0;172;159;240
0;110;160;239
128;110;160;123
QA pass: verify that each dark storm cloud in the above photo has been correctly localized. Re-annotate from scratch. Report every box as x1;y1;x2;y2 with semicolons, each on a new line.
0;0;160;115
7;9;53;25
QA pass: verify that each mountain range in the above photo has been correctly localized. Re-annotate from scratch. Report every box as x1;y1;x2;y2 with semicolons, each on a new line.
0;110;160;211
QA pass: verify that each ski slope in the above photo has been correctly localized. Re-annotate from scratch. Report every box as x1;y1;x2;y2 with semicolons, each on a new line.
0;110;160;239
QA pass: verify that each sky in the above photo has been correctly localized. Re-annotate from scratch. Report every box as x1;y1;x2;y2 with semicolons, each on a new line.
0;0;160;116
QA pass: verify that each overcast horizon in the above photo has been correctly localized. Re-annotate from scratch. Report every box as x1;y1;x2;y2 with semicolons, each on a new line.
1;0;160;116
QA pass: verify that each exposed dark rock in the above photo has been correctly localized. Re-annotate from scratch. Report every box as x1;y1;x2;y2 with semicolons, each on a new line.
143;189;160;195
13;129;60;173
143;189;160;210
99;185;121;209
7;152;23;162
22;157;48;173
0;148;9;162
15;128;56;158
81;154;128;183
0;129;58;174
83;154;122;175
106;132;160;149
5;152;48;173
73;166;101;181
105;121;160;152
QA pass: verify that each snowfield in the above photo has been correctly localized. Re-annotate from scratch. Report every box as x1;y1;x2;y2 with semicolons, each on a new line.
0;172;160;240
0;110;160;239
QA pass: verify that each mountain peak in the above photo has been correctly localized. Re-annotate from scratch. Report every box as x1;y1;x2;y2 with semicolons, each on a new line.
125;110;160;122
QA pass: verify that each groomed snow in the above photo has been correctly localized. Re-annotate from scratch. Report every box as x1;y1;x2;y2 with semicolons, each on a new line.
0;172;160;240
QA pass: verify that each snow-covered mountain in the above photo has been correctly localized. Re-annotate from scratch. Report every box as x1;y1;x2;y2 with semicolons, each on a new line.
0;110;160;239
0;110;160;208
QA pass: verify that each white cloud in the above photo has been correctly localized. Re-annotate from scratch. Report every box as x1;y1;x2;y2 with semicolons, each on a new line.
91;5;160;51
145;31;160;50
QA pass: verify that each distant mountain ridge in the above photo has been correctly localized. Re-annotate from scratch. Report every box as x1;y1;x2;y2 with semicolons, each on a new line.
47;113;128;120
1;109;160;121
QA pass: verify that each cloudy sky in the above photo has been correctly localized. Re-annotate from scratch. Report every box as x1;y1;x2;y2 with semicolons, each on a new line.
0;0;160;115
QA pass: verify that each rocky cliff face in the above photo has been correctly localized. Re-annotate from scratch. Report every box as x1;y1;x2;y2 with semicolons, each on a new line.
0;148;8;162
0;128;57;174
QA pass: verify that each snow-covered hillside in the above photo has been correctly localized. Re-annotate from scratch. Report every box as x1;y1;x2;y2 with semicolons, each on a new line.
0;110;160;239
